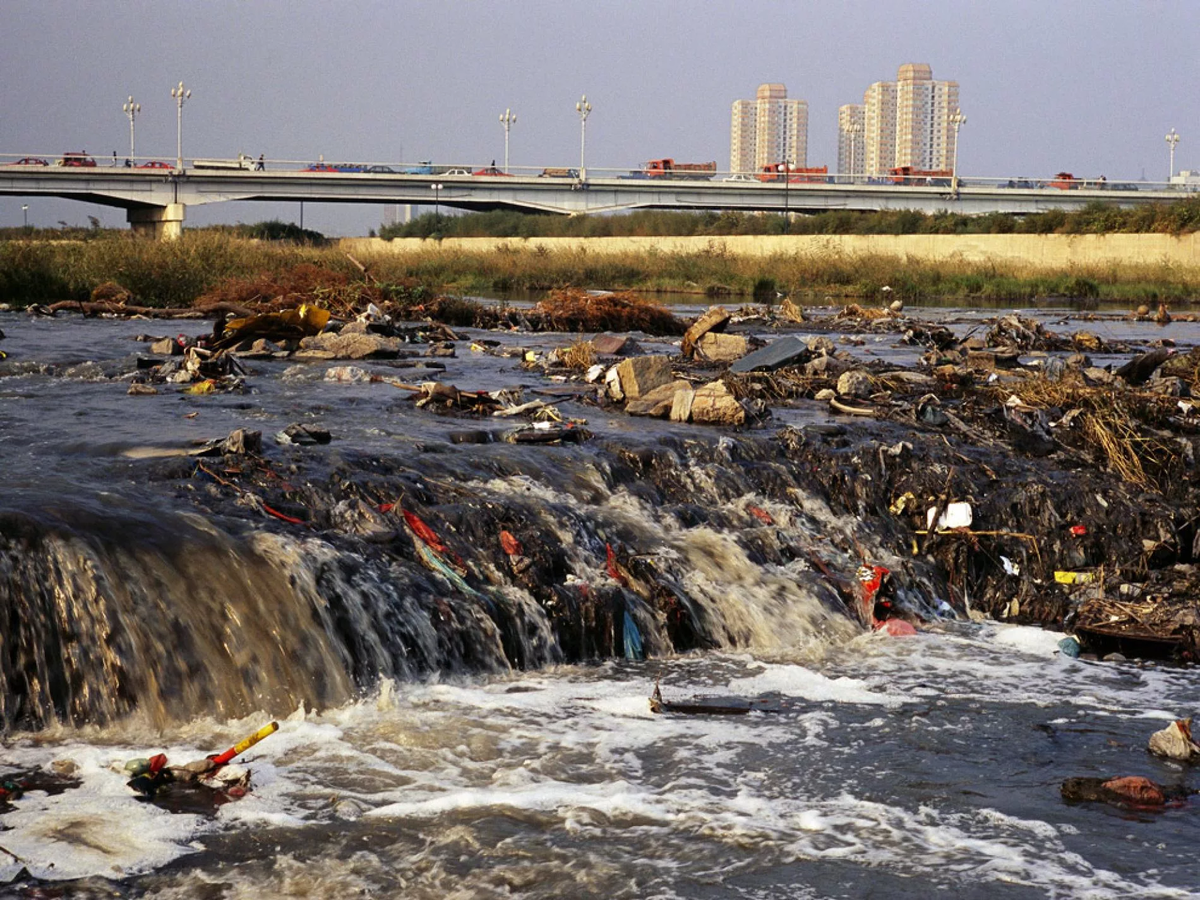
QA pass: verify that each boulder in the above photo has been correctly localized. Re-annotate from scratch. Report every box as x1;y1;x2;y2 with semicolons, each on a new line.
695;332;748;363
299;332;404;360
690;380;745;426
670;386;695;422
805;355;852;378
681;307;731;358
837;370;874;399
806;335;837;356
625;379;691;418
614;356;674;400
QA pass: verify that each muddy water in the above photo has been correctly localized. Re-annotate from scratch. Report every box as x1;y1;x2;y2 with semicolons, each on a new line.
2;307;1200;898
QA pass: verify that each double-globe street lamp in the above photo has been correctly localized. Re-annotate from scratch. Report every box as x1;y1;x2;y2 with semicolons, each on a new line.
950;109;967;189
431;182;444;231
122;95;141;164
499;108;516;174
845;121;862;184
1166;128;1181;181
171;81;191;171
22;204;28;228
576;95;592;179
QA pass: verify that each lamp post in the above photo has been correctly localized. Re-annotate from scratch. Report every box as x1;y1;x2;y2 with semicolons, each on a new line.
122;95;141;163
576;94;592;178
499;108;516;174
1166;128;1181;181
22;204;28;228
431;182;443;232
950;109;967;189
846;121;861;184
170;81;191;171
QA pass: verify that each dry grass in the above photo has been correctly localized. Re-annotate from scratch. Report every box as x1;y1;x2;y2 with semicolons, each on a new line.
533;289;685;335
558;339;598;370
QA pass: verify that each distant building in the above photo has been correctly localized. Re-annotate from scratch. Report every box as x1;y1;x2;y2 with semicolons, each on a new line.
842;64;960;177
730;83;809;174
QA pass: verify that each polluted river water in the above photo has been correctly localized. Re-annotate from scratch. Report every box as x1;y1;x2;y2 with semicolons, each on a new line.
3;303;1200;898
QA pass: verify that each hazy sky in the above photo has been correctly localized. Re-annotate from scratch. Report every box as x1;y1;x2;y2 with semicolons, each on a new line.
3;0;1198;235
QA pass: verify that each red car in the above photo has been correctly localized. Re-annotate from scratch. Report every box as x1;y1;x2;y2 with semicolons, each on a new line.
472;166;512;177
58;152;97;167
2;157;49;166
135;161;172;169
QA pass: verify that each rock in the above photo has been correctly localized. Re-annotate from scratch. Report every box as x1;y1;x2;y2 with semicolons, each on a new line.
325;366;373;383
592;333;642;356
1060;775;1191;808
1149;376;1187;397
276;424;332;446
695;332;748;363
299;332;404;360
127;383;159;396
804;355;851;378
777;298;805;322
690;380;745;426
681;307;731;358
889;298;905;313
814;388;836;401
221;428;261;455
729;336;808;374
966;350;997;370
614;356;674;400
837;370;874;399
149;338;182;356
626;380;691;418
1072;331;1103;352
806;335;837;355
1136;304;1151;317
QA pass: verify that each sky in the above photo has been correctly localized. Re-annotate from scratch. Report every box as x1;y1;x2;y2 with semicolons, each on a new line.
2;0;1198;236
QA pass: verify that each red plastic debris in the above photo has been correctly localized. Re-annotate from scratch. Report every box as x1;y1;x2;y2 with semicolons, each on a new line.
403;509;450;554
500;530;523;556
1102;776;1165;807
748;505;775;525
606;543;629;586
1070;525;1087;536
876;619;918;636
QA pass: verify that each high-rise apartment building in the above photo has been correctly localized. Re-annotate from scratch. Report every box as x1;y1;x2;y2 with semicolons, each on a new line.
729;83;808;174
842;64;959;177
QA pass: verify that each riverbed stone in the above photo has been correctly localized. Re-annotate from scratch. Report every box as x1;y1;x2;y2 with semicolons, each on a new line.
837;370;873;399
690;380;745;425
625;379;691;417
592;333;642;356
695;332;748;363
615;356;673;400
682;307;731;358
299;332;404;359
730;336;808;374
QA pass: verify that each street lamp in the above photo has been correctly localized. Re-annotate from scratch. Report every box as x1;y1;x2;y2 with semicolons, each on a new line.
170;81;191;170
1166;128;1181;181
950;109;967;188
122;95;141;164
576;94;592;178
431;182;444;231
22;204;28;228
499;108;516;174
846;121;862;184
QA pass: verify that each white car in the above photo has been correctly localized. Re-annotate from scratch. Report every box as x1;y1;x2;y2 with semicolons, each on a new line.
443;168;471;176
723;173;756;182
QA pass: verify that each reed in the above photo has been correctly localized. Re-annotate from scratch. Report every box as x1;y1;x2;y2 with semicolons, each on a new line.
3;230;1200;308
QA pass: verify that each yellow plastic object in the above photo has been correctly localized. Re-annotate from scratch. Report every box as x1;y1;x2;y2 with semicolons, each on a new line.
1054;570;1096;585
184;379;217;395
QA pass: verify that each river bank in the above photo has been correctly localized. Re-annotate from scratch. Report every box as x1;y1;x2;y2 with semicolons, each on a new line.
3;230;1200;307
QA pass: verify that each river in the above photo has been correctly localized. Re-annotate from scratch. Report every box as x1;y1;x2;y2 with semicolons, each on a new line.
1;304;1199;899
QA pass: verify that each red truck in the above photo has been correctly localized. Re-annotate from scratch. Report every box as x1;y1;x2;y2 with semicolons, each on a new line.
758;163;829;183
888;166;952;186
1049;172;1078;190
642;158;717;179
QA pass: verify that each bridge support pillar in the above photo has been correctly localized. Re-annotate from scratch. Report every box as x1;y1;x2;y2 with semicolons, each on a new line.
127;203;186;240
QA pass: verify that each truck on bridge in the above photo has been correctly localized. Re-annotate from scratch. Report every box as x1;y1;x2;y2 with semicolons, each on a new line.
193;154;257;171
758;163;828;183
640;158;717;179
888;166;952;186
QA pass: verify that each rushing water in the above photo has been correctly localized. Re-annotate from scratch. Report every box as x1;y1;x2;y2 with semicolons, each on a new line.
3;306;1200;899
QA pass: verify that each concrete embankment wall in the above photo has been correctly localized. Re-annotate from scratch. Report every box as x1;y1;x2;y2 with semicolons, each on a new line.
340;234;1200;270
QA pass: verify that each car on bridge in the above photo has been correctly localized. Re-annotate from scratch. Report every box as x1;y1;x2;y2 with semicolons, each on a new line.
136;161;172;169
2;157;50;167
304;163;340;172
364;165;395;174
442;168;472;176
57;152;96;167
472;165;511;177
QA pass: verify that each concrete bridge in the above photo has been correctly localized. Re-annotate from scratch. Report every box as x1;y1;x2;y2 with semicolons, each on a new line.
0;163;1184;239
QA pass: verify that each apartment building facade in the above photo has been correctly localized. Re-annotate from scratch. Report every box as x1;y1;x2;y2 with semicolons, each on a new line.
843;64;960;177
729;83;809;174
